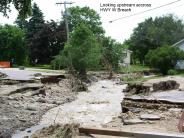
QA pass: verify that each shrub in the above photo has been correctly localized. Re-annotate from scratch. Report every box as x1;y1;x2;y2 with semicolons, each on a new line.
145;46;184;75
167;69;177;75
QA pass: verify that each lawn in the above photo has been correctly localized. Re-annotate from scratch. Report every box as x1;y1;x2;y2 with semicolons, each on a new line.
119;65;152;73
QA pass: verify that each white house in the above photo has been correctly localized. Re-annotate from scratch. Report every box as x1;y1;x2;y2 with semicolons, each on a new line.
120;49;132;67
173;39;184;69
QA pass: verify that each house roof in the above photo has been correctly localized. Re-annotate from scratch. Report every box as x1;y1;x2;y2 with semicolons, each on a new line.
172;39;184;47
124;49;133;53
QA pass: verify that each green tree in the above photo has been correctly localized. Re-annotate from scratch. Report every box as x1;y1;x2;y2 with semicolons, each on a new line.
0;25;27;65
0;0;32;18
68;6;104;36
52;23;101;78
30;20;66;64
15;14;28;30
26;3;45;64
127;15;184;63
145;46;184;75
16;3;67;65
101;37;123;78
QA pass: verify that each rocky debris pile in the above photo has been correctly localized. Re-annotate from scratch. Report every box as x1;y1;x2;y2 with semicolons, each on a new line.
31;124;79;138
153;80;179;91
0;72;7;78
123;83;150;94
41;75;66;84
0;129;12;138
0;78;76;136
121;98;183;112
0;80;20;85
123;80;179;95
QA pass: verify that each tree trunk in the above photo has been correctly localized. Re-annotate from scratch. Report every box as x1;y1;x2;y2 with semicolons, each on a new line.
79;68;87;80
108;64;113;79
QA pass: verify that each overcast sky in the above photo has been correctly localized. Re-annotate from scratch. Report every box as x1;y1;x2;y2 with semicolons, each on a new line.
0;0;184;43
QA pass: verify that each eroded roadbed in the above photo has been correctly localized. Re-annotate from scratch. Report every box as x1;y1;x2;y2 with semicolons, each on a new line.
0;78;76;137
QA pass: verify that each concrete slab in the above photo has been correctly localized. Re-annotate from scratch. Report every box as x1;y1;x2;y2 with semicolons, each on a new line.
127;90;184;104
140;114;160;120
124;119;146;125
0;68;61;81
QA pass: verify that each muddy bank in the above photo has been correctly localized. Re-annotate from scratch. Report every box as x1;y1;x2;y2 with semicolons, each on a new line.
0;78;76;137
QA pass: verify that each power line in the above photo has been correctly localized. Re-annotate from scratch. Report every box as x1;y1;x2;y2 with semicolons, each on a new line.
56;1;75;41
109;0;182;23
162;2;184;13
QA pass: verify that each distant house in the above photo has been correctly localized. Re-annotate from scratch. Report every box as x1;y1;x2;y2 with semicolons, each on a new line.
120;49;132;67
173;39;184;69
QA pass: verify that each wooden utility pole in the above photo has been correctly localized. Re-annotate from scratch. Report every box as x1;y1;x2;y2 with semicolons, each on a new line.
56;1;74;41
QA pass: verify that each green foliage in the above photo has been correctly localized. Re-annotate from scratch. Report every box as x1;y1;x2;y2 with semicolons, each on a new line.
25;3;45;64
145;46;184;75
119;65;151;73
122;75;160;84
19;3;67;65
167;69;178;76
52;23;101;75
0;25;27;65
68;6;104;36
127;15;184;63
101;37;123;73
0;0;32;18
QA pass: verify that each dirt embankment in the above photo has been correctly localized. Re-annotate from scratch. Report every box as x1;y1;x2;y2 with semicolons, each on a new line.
118;76;184;134
0;78;76;137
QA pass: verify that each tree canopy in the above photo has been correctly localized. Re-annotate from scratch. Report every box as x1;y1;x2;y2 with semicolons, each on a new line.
101;36;124;78
0;0;32;18
16;3;67;65
0;25;27;65
145;46;184;75
52;23;102;77
68;6;104;36
126;15;184;63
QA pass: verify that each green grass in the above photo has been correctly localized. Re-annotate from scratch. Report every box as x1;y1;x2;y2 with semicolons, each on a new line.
119;65;151;73
122;75;161;84
26;64;51;69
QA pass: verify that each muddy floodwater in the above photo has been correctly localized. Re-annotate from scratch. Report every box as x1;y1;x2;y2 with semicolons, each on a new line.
40;80;126;127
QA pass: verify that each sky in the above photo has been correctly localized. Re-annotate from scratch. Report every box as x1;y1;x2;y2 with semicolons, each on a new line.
0;0;184;43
